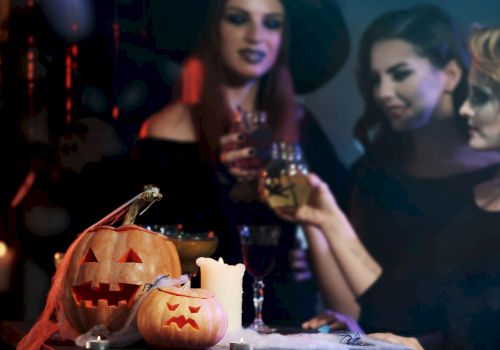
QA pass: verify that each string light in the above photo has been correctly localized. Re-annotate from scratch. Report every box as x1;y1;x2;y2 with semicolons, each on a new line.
65;0;79;125
26;0;35;121
111;0;121;120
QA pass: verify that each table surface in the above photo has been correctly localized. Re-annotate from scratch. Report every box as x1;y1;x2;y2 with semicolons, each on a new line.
1;321;411;350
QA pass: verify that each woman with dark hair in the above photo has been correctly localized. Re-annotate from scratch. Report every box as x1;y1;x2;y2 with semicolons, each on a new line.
272;4;500;346
101;0;351;327
348;4;500;340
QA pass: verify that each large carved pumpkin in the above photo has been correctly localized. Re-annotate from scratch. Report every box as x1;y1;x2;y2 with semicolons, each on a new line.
137;284;228;349
63;224;181;332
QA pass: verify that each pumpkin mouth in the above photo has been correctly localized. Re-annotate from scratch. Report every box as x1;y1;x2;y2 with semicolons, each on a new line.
72;282;140;307
164;316;199;330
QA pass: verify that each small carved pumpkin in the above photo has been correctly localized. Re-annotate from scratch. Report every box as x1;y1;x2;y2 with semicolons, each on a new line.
137;283;228;349
63;224;182;333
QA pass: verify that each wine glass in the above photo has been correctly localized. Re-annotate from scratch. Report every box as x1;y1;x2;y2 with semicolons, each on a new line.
146;225;219;279
226;109;273;172
238;225;281;333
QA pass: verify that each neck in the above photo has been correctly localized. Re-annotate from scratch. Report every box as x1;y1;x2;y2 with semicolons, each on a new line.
223;79;260;113
406;117;500;177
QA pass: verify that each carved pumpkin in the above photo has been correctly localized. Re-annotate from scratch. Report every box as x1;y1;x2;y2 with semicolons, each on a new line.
137;284;228;349
63;224;182;333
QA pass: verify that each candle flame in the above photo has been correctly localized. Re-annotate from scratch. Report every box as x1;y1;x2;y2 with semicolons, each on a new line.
218;257;224;263
0;241;7;257
240;337;244;343
97;336;101;342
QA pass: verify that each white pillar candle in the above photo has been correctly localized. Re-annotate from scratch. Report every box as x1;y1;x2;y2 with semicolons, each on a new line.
197;257;245;332
0;241;15;293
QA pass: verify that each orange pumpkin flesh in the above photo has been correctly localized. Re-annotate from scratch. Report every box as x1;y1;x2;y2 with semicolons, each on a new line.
63;224;182;333
138;286;228;349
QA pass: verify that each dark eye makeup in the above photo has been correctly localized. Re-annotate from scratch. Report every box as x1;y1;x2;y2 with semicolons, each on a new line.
224;11;248;25
223;9;283;30
391;69;413;82
263;17;283;30
470;86;491;106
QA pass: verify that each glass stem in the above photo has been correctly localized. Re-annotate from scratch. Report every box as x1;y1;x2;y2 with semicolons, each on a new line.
253;277;265;325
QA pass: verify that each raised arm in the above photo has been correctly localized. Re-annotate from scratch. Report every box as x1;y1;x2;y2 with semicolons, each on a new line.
273;173;382;297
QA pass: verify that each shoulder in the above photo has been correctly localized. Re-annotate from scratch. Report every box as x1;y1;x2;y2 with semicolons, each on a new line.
474;177;500;212
139;102;196;141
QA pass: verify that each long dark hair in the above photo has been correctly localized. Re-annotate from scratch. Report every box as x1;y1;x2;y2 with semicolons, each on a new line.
354;4;470;169
178;0;300;161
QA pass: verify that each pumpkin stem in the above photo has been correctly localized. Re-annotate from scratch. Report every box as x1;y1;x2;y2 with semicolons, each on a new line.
123;185;162;225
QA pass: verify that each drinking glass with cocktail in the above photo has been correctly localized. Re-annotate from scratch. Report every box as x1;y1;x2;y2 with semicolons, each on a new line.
145;225;218;279
260;142;312;209
238;225;281;334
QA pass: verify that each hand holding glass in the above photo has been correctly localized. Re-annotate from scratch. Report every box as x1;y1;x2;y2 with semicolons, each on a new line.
221;110;273;178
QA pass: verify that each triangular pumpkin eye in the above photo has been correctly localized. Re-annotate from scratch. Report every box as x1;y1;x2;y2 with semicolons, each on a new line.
117;249;143;263
81;248;99;263
167;303;179;311
189;306;201;313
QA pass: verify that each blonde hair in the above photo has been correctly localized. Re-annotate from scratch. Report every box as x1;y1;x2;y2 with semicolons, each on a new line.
470;26;500;84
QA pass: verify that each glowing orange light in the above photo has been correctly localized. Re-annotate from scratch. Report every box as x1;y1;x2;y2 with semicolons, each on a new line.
0;242;7;258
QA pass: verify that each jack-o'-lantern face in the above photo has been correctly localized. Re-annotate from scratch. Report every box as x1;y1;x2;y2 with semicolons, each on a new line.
137;286;228;349
163;292;203;331
63;225;181;333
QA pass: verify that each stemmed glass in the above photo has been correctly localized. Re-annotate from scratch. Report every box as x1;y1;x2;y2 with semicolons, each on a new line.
238;225;281;333
146;225;219;279
226;109;273;172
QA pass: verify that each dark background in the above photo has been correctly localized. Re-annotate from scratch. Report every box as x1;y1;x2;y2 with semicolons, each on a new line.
2;0;500;322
